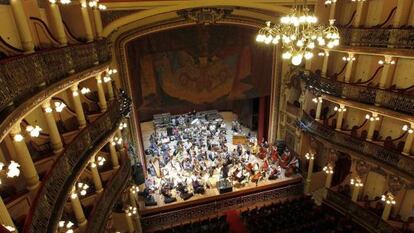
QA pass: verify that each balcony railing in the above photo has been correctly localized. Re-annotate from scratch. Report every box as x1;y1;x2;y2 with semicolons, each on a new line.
0;39;110;114
339;27;414;49
301;71;414;115
23;97;129;233
325;189;400;233
86;152;132;233
298;113;414;178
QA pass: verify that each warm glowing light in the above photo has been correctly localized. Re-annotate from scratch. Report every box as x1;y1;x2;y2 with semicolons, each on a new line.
312;97;322;103
80;87;91;94
96;156;106;166
125;205;138;216
334;106;346;112
130;185;140;194
381;192;396;205
305;152;314;160
26;125;42;137
7;161;20;178
103;76;112;83
13;134;24;142
365;114;380;122
402;124;414;134
378;59;395;65
323;164;334;174
324;0;337;4
54;102;66;113
342;56;356;62
350;177;363;187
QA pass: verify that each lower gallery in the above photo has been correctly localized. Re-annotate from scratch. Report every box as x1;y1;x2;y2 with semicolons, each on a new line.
0;1;413;233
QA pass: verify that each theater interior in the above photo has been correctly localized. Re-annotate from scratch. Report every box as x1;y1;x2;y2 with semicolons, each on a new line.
0;0;413;233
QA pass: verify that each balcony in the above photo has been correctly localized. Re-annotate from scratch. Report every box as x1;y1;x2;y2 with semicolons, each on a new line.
301;71;414;115
339;27;414;51
86;152;132;233
0;39;110;118
22;97;129;233
324;189;400;233
298;113;414;179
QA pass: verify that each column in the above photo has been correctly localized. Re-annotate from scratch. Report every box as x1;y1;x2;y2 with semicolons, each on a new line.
10;0;35;52
315;98;323;121
109;141;120;169
325;168;333;189
125;214;135;233
366;113;379;141
257;96;266;143
351;184;362;202
321;50;329;77
129;191;137;208
70;191;87;227
48;2;68;46
42;100;64;154
382;199;395;221
90;156;103;192
80;1;94;42
403;123;414;155
93;8;103;38
106;80;115;101
96;74;108;112
305;153;315;194
0;196;16;230
9;125;39;190
329;1;337;20
353;1;367;27
336;104;345;130
344;53;355;83
378;56;396;89
70;84;87;129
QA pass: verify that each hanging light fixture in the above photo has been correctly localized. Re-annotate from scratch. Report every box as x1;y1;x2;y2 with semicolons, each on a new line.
256;0;340;66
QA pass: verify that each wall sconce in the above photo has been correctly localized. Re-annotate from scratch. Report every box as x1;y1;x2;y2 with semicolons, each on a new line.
334;105;346;112
72;182;89;198
312;97;323;103
342;56;356;62
54;102;67;113
82;0;106;10
350;177;363;187
103;76;112;83
402;124;414;134
323;164;334;174
119;122;128;130
80;87;91;94
112;137;123;145
378;59;395;65
49;0;71;4
351;0;366;2
0;161;21;184
13;134;24;142
125;206;138;216
305;152;315;160
318;51;329;57
130;185;140;194
96;156;106;166
365;114;380;122
107;69;117;75
26;125;42;137
58;221;74;233
325;0;337;5
381;192;396;205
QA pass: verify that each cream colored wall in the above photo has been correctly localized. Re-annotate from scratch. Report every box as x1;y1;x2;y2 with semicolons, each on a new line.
61;5;87;39
365;0;397;27
327;51;345;78
336;1;356;26
392;58;414;88
399;189;414;221
25;107;49;134
343;107;366;129
363;171;386;199
0;5;22;48
378;117;405;139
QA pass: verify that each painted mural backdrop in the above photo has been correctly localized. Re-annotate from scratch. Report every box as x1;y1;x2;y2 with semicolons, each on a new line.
127;25;272;114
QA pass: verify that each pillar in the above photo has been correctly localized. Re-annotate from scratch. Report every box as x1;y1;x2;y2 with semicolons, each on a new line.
325;170;333;189
403;123;414;155
80;1;94;42
9;125;39;190
321;50;329;77
344;53;355;83
336;104;345;130
93;8;103;38
42;100;64;154
10;0;35;52
125;214;135;233
378;56;396;89
329;1;337;20
109;141;120;169
48;2;68;46
257;96;266;143
70;191;87;227
315;99;323;121
353;1;367;27
0;196;16;230
305;154;315;194
96;74;107;112
90;156;103;192
382;202;393;221
70;84;87;129
129;191;137;208
106;80;115;101
351;185;362;202
367;113;379;141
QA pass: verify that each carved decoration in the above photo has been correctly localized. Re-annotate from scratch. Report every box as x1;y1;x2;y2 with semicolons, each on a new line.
177;8;233;25
388;175;405;193
101;10;141;28
355;160;370;177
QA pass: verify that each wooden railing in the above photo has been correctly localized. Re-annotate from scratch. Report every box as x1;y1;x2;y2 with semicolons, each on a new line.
301;71;414;115
141;182;304;229
0;39;110;113
339;27;414;49
324;189;401;233
23;96;129;233
298;113;414;178
86;152;132;233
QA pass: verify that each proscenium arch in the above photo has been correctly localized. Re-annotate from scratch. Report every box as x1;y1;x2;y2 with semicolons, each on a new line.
102;0;293;37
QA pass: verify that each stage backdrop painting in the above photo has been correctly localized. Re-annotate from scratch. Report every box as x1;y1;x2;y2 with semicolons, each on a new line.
126;25;273;119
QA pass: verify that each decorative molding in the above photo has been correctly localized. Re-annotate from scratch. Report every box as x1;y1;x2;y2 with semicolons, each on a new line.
177;8;233;25
101;10;141;28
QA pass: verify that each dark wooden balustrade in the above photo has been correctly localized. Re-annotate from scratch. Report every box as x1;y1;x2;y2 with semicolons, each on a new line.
86;152;132;233
23;97;129;233
339;27;414;49
298;112;414;178
301;71;414;115
0;39;110;114
324;189;401;233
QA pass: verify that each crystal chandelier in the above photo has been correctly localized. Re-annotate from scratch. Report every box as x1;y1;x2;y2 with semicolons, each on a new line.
256;0;340;66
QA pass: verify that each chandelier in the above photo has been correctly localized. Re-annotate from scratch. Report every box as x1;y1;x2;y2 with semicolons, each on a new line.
256;1;340;66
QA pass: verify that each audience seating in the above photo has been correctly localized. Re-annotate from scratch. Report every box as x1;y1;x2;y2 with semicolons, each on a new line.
154;215;229;233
